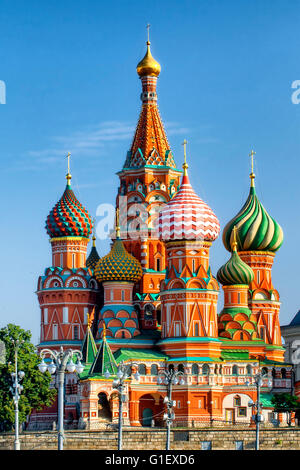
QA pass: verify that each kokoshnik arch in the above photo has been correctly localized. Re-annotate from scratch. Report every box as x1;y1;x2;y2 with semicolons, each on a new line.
31;34;292;430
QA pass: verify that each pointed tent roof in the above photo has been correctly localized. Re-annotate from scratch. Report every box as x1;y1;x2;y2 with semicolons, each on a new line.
289;310;300;326
81;326;97;365
89;335;118;376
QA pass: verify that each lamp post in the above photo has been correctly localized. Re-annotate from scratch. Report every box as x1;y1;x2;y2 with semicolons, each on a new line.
246;371;272;450
104;361;140;451
9;339;25;450
158;367;185;451
39;347;84;450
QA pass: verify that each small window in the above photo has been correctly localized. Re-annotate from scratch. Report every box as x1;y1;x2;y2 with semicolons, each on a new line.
121;290;125;302
191;363;199;375
178;364;184;373
232;365;239;375
73;325;79;340
246;365;252;375
257;270;260;283
151;364;158;376
238;407;247;417
202;364;209;376
156;258;161;271
234;396;241;406
138;364;147;375
281;368;286;379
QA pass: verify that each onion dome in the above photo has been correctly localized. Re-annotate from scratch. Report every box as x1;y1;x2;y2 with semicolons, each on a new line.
94;212;142;283
45;159;92;238
158;146;220;241
86;235;100;270
222;166;283;252
137;41;161;77
217;227;254;286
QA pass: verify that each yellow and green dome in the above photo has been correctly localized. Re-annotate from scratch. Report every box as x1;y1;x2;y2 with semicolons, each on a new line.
94;238;142;283
223;184;283;253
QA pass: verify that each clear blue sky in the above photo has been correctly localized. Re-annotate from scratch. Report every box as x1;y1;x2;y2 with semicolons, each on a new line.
0;0;299;344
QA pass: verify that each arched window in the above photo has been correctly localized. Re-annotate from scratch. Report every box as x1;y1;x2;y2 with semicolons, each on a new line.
191;364;199;375
202;364;210;375
156;305;161;326
73;325;79;340
219;365;223;375
262;367;268;377
272;368;276;378
125;365;132;377
150;364;158;376
281;368;286;379
168;364;174;372
177;364;184;373
232;365;239;375
138;364;147;375
246;365;252;375
194;322;199;336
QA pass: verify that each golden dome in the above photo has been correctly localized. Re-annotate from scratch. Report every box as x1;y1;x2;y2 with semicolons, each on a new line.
136;41;161;77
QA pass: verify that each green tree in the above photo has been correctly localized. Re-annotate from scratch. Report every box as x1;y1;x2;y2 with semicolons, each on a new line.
271;393;300;426
0;324;56;431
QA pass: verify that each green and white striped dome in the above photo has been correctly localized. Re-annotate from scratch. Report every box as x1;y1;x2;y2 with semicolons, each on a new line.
223;185;283;253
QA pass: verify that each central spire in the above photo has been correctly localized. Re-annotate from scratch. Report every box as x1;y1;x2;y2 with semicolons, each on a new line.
123;30;176;169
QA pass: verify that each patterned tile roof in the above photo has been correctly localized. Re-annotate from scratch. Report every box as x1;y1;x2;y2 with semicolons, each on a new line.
158;173;220;241
46;183;92;238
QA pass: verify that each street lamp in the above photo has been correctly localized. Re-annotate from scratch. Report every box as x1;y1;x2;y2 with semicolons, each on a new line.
246;370;272;450
9;339;25;450
158;367;185;450
39;347;84;450
104;361;140;450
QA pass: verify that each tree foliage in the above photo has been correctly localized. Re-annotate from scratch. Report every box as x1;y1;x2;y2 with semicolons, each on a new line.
271;393;300;413
0;324;56;431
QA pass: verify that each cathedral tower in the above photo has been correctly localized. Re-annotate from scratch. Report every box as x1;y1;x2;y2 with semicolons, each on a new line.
157;144;221;358
222;151;284;361
37;155;99;351
116;35;182;330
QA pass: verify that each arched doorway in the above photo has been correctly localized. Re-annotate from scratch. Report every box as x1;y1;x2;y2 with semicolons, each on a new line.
98;392;112;422
139;393;164;427
142;408;153;427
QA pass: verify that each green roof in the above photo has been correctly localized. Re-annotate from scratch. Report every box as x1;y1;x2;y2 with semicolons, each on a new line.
81;327;97;365
88;337;118;377
114;348;168;363
221;350;249;360
260;393;275;408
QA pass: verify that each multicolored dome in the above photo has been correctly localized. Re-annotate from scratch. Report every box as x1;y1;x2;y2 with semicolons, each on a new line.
223;184;283;253
94;238;143;283
86;236;100;271
137;41;161;77
158;167;220;241
45;178;92;239
217;229;254;286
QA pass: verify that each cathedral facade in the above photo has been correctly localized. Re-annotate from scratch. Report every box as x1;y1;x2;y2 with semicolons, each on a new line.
33;38;292;430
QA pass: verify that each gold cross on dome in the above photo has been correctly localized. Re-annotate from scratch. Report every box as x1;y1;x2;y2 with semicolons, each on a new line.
249;149;256;173
67;152;71;173
249;149;256;187
147;23;150;43
182;139;188;175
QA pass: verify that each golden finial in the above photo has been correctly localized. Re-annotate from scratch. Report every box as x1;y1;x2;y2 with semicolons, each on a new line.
249;150;256;187
231;225;238;252
182;139;188;176
116;208;120;239
102;322;106;340
92;218;96;247
66;152;72;185
136;27;161;78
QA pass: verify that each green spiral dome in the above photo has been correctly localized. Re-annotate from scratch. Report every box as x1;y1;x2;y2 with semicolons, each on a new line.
94;238;143;283
217;249;254;286
223;186;283;252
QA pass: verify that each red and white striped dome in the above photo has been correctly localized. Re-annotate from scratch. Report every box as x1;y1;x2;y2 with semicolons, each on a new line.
158;174;220;241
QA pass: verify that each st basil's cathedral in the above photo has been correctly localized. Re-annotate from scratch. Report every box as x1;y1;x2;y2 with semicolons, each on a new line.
31;36;293;430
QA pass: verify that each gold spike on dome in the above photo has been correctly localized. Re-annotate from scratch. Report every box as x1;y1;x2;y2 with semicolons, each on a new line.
182;139;188;176
66;151;72;186
137;36;161;77
249;149;256;187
